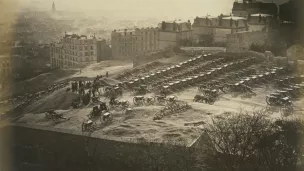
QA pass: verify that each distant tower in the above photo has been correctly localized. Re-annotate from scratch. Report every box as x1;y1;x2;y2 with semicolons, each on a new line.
52;1;56;13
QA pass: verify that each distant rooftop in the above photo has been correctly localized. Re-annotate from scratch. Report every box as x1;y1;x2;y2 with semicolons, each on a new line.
251;13;273;17
64;33;94;40
165;19;190;24
197;15;217;19
222;16;247;20
115;29;136;33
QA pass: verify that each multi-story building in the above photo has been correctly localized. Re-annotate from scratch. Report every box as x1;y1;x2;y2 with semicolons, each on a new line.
232;0;278;18
0;55;12;90
248;13;274;32
158;20;193;50
192;15;217;43
213;16;248;43
50;33;98;68
111;27;159;59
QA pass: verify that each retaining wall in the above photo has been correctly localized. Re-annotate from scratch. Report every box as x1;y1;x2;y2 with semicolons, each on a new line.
0;125;199;171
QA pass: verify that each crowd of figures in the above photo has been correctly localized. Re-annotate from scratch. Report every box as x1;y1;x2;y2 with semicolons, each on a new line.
68;75;106;108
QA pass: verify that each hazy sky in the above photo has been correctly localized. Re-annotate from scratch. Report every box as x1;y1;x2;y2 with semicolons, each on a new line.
18;0;235;19
17;0;288;20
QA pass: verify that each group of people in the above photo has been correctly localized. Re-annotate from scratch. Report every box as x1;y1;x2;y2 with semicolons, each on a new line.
70;72;110;107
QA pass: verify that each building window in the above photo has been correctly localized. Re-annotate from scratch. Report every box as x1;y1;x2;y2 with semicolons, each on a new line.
85;46;88;50
85;52;88;56
90;46;93;50
91;52;93;55
80;46;83;50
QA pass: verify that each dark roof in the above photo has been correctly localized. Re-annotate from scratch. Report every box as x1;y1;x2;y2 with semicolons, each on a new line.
232;2;278;15
279;0;303;23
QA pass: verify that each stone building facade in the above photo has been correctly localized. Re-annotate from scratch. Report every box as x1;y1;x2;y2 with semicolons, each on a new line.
158;20;193;50
192;16;217;43
226;31;269;52
213;16;248;43
111;27;159;59
232;1;278;18
50;33;98;68
248;13;275;32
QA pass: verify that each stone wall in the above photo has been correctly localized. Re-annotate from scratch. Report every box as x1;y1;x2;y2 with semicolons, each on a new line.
158;32;177;50
226;31;270;53
1;125;198;171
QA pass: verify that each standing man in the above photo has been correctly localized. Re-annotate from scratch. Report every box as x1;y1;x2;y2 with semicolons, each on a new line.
106;71;108;78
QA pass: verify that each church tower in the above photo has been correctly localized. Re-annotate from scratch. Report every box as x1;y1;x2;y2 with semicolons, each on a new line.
52;1;56;13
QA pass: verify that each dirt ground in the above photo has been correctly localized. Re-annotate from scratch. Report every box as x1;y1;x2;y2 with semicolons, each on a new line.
14;54;304;146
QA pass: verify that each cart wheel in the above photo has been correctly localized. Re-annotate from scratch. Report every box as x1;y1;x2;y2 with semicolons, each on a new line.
82;123;86;132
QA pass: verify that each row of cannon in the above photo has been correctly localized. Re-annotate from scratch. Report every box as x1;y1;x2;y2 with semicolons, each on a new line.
125;54;248;92
100;55;216;97
266;75;304;110
115;61;161;80
157;57;258;96
2;81;70;118
193;63;292;105
153;101;191;120
119;54;212;91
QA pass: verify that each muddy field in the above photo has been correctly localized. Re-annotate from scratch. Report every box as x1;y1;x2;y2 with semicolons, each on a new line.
15;53;304;145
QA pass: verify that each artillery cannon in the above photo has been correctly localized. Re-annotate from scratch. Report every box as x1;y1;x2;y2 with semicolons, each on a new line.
144;96;155;105
133;96;145;106
193;95;215;105
101;112;113;123
154;95;166;105
266;96;292;108
45;110;67;122
82;120;94;132
133;85;148;95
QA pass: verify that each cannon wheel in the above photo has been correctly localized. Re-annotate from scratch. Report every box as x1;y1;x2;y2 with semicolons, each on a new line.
144;97;155;106
82;122;87;132
157;98;166;105
207;99;215;105
101;115;113;124
45;113;51;119
265;96;271;105
133;97;139;105
125;101;130;107
223;85;230;93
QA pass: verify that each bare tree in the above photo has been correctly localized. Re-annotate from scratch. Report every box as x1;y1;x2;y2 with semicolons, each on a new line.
197;109;304;171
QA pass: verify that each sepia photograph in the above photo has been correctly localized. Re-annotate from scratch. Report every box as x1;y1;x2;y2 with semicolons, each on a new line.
0;0;303;170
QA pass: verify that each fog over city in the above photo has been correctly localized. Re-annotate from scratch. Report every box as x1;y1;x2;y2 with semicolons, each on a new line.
18;0;236;20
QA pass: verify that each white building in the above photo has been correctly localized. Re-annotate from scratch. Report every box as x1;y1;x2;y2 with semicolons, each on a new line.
213;16;248;43
158;20;193;50
192;15;217;43
50;33;98;68
111;27;159;59
248;13;274;32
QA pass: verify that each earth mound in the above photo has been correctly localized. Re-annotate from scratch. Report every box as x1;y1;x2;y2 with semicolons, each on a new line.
24;88;79;114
